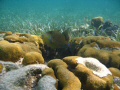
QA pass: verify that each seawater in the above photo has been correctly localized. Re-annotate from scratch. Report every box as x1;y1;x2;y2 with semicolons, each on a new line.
0;0;120;33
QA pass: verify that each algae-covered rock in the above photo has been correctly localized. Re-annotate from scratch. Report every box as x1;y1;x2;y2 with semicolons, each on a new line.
0;64;48;90
37;76;57;90
22;52;44;65
75;57;113;90
0;60;19;73
0;40;24;62
42;68;58;88
91;16;104;28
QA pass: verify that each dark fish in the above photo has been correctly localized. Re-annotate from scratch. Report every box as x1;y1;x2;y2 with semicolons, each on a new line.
41;30;69;50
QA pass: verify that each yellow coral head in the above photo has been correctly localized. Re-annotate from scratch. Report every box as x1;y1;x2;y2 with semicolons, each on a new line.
75;57;112;78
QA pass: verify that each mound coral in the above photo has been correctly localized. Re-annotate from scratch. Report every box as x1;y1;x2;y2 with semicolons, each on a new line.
63;56;79;68
0;40;24;62
31;35;44;48
75;57;113;90
0;63;3;73
17;42;41;54
4;33;36;45
47;59;81;90
109;67;120;78
22;52;44;65
47;59;67;69
77;43;120;68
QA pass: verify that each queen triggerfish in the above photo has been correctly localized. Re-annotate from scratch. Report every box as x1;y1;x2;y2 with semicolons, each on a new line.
41;30;80;57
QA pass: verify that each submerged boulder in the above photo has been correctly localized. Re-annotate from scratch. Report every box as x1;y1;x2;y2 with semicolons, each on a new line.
0;64;48;90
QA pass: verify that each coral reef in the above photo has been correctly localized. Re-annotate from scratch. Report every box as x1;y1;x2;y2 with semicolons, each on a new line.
63;56;113;90
0;63;3;73
75;36;120;68
22;52;44;65
1;30;120;90
47;59;81;90
31;35;45;51
0;40;24;62
109;67;120;78
75;57;113;90
4;33;36;45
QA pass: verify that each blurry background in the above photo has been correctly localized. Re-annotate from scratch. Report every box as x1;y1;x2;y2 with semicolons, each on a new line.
0;0;120;34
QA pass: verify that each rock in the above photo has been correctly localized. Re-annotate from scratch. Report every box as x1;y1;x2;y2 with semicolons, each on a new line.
42;68;58;88
91;16;104;28
37;76;57;90
113;77;120;89
0;64;48;90
22;52;44;65
0;60;19;73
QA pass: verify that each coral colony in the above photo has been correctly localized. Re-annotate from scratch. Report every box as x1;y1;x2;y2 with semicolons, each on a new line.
0;16;120;90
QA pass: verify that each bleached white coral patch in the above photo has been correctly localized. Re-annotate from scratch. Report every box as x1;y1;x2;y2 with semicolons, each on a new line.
75;57;112;78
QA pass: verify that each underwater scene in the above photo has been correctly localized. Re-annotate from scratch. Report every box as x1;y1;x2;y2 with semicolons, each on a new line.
0;0;120;90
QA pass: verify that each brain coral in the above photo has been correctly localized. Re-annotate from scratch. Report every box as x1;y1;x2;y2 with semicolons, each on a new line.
4;33;37;45
77;43;120;68
109;67;120;78
17;42;41;54
76;57;112;78
75;57;113;90
47;59;67;70
47;59;81;90
0;40;24;62
22;52;44;65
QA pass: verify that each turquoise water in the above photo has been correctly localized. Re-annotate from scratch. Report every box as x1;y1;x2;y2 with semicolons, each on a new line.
0;0;120;33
